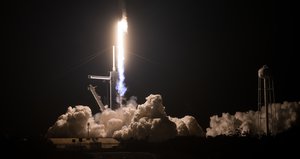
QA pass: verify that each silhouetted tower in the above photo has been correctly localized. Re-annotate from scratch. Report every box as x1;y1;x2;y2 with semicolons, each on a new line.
258;65;275;136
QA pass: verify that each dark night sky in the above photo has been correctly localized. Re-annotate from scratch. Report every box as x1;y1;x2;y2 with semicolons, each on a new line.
2;0;298;136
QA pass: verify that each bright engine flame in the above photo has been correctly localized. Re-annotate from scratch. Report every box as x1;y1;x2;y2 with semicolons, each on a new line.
116;16;128;96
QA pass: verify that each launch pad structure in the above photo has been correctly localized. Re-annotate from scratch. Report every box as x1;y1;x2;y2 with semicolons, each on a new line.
88;46;121;110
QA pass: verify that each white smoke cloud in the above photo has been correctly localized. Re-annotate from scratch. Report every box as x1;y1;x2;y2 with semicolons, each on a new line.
182;116;205;136
46;106;94;138
206;101;300;137
113;94;178;142
47;94;205;142
169;116;205;137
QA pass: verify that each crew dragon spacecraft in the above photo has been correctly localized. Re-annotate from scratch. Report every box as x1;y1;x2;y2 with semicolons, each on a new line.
88;2;128;111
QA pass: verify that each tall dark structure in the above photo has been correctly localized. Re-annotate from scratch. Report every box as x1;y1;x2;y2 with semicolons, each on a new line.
258;65;276;136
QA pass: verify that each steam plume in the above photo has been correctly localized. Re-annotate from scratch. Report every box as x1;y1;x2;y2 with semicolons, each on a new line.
206;101;300;137
47;94;205;142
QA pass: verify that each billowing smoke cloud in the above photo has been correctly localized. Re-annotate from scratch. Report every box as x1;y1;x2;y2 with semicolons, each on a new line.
206;101;300;137
46;106;94;138
47;94;205;142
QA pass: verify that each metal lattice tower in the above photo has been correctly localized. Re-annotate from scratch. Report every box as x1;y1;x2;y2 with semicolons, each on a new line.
257;65;276;136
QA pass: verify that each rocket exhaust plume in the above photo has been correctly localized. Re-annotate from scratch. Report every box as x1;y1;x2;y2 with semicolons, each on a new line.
116;13;128;97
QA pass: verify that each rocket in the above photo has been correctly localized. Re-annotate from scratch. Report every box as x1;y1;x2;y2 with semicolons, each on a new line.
88;1;128;110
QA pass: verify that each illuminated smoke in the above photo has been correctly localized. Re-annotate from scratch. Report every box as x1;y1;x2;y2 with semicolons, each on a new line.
47;94;205;142
46;106;95;138
116;16;128;96
206;101;300;137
